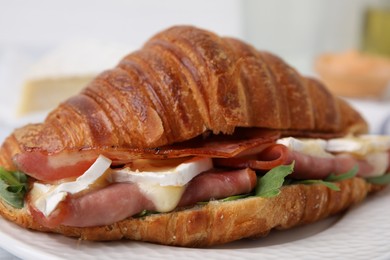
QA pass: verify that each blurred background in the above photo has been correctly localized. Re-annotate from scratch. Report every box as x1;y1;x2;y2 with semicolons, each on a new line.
0;0;389;141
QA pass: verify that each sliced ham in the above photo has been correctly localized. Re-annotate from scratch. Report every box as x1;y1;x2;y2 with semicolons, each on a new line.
29;168;257;228
215;144;389;179
286;151;375;179
62;183;155;227
15;129;279;182
178;168;256;206
15;151;96;182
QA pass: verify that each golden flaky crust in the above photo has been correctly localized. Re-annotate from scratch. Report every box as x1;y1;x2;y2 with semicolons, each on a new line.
0;178;380;247
1;26;367;157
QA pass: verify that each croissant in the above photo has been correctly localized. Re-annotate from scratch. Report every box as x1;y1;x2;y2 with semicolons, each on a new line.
1;26;366;164
0;26;385;249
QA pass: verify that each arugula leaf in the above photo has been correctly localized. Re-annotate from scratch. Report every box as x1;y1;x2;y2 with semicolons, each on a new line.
293;165;360;191
0;167;28;208
196;193;251;205
134;210;159;218
196;163;295;203
294;179;340;191
325;165;358;182
220;193;250;202
255;162;295;198
365;173;390;185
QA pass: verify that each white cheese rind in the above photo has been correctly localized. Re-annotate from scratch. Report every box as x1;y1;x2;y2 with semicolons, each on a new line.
278;136;390;156
110;157;213;186
276;137;332;158
32;155;112;217
326;135;390;155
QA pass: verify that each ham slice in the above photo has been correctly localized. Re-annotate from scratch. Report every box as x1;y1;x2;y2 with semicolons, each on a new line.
215;144;390;179
15;129;279;182
286;151;377;179
29;168;257;228
15;151;96;182
62;183;155;227
178;168;256;206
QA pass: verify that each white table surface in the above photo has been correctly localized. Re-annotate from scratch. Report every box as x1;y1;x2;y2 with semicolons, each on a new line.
0;250;18;260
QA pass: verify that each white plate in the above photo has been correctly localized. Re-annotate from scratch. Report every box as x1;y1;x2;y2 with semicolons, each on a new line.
0;186;389;260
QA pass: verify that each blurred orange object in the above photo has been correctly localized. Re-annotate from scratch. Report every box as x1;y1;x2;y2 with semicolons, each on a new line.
315;50;390;99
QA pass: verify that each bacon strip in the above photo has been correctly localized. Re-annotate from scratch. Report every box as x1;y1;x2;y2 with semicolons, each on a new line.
214;144;288;170
30;168;257;228
15;129;279;182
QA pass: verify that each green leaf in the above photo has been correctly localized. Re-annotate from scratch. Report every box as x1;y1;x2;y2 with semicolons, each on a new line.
0;167;28;208
195;193;252;206
325;165;358;182
255;162;295;198
294;179;340;191
13;171;28;184
220;193;250;202
365;173;390;185
0;180;25;208
293;165;360;191
134;210;159;218
0;168;19;186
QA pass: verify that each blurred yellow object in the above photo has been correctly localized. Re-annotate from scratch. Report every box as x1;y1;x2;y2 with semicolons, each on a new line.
315;50;390;99
362;7;390;57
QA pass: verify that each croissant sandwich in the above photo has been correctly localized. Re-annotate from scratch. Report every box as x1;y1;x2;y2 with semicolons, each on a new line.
0;26;389;247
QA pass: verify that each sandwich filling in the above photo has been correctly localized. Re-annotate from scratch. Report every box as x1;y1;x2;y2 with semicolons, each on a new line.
1;130;390;228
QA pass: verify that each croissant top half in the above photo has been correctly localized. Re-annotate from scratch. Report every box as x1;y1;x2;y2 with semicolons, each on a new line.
3;26;367;158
